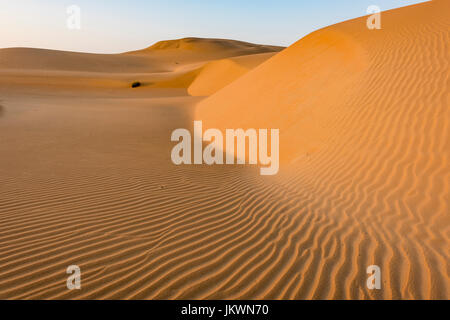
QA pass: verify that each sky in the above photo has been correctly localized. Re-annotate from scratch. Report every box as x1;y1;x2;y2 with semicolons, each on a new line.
0;0;428;53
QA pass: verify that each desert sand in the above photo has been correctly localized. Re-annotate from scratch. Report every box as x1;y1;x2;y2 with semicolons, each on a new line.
0;1;448;299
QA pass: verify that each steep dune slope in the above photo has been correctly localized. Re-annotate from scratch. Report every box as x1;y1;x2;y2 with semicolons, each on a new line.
196;0;449;298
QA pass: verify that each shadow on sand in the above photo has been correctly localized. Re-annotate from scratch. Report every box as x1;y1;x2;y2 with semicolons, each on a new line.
0;104;4;118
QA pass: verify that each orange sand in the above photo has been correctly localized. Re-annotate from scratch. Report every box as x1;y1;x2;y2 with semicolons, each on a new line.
0;1;448;299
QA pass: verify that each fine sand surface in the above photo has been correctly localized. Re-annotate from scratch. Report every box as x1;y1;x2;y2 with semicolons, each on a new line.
0;1;449;299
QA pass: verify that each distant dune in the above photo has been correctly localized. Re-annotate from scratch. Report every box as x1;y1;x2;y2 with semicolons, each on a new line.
129;37;282;58
0;38;282;94
129;38;283;93
0;38;281;73
0;1;448;300
0;47;164;73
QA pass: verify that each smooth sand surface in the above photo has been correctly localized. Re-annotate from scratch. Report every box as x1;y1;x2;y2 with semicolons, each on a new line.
0;2;449;299
0;38;282;96
188;52;277;96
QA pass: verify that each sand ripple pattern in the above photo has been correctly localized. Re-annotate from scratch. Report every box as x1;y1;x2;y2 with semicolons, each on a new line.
0;1;449;299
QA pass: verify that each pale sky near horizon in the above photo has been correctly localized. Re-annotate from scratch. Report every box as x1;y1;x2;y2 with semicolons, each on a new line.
0;0;428;53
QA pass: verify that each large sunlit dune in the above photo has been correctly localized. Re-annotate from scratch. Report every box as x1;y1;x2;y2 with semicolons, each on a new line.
0;1;448;300
197;0;449;298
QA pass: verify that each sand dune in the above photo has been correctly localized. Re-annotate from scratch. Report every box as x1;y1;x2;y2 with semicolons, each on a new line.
188;52;277;96
149;52;278;94
0;48;165;73
0;38;281;73
129;37;282;62
196;0;450;298
129;38;282;92
0;1;448;300
0;38;281;95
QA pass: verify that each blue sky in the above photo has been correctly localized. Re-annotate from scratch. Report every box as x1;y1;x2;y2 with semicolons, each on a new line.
0;0;428;53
